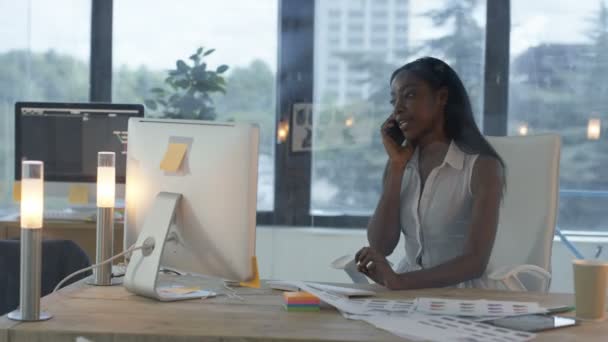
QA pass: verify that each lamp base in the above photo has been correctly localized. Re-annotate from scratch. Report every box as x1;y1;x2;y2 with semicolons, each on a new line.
85;276;123;286
8;309;52;321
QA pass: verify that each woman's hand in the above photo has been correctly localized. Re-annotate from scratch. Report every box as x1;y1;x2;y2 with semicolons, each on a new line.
380;114;415;169
355;246;398;289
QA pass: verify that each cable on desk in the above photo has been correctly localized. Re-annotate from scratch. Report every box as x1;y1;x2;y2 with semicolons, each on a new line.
53;244;143;293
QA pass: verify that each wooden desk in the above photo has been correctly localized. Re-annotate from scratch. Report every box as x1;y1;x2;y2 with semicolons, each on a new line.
0;219;124;263
0;279;605;342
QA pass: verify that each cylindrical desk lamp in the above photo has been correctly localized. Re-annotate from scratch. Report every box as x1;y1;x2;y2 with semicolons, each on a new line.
91;152;116;285
9;161;52;321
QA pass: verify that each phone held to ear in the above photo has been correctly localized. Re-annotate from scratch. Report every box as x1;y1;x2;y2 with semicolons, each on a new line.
384;119;405;146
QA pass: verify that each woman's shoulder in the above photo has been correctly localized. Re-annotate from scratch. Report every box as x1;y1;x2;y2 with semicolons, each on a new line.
471;155;505;196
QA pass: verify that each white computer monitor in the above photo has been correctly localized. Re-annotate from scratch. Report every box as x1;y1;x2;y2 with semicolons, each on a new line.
123;118;259;301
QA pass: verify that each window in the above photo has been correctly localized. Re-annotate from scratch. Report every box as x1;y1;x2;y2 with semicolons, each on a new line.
348;10;364;18
370;38;388;47
328;23;340;32
395;24;408;33
348;24;364;32
328;9;341;17
372;11;388;18
371;24;388;33
346;90;361;99
347;38;364;46
509;1;608;231
112;0;278;211
0;0;91;206
393;36;408;49
311;0;486;218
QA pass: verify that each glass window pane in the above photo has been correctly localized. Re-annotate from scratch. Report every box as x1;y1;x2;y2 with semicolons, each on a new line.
0;0;91;207
509;1;608;232
311;0;486;218
113;0;277;211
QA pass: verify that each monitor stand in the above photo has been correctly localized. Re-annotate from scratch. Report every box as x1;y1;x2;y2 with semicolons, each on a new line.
123;192;214;301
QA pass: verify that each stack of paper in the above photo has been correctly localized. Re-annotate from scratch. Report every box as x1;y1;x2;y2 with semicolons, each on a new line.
291;281;537;342
416;297;546;317
352;312;536;342
283;291;320;312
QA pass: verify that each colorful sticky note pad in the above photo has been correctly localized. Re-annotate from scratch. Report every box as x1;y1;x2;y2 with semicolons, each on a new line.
160;143;188;172
69;184;89;204
283;304;320;312
283;291;320;305
12;181;21;203
283;292;320;312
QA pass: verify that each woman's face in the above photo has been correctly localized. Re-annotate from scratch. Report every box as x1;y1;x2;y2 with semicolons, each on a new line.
390;70;447;144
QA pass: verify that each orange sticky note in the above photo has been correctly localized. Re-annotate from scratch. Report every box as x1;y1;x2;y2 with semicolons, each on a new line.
160;143;188;172
240;256;261;289
283;291;319;303
12;181;21;203
69;184;89;204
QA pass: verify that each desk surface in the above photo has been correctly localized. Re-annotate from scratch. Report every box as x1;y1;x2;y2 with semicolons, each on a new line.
0;279;605;342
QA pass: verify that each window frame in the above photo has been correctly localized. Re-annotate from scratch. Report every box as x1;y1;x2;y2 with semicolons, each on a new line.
267;0;511;228
91;0;512;228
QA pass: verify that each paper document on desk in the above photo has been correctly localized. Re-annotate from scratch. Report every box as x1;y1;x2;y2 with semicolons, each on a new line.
305;282;376;297
294;281;415;316
345;312;536;342
416;297;546;317
156;286;216;302
295;282;535;341
268;280;376;297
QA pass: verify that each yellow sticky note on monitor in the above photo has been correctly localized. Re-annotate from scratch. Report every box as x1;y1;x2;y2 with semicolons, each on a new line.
160;143;188;172
69;184;89;204
240;256;261;289
12;181;21;203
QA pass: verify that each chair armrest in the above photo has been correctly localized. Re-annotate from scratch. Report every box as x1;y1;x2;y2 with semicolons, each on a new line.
488;264;551;292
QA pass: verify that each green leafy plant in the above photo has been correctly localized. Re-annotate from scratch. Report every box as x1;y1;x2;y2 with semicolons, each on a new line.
144;47;229;120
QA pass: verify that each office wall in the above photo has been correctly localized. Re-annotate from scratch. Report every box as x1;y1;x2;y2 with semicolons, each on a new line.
255;226;608;293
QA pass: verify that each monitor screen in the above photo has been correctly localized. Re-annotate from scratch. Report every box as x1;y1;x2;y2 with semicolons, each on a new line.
15;102;144;183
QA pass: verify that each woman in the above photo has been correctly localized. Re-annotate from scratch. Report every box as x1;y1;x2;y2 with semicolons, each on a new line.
355;57;505;290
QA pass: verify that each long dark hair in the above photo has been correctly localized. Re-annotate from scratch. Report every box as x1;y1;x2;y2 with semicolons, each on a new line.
390;57;505;170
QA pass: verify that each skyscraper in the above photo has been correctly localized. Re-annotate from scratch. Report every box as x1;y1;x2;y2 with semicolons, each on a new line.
314;0;410;106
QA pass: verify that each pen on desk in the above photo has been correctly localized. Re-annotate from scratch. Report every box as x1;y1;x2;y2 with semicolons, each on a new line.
546;305;575;314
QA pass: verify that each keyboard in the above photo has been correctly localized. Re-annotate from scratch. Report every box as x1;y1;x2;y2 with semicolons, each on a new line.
10;209;123;222
43;209;95;221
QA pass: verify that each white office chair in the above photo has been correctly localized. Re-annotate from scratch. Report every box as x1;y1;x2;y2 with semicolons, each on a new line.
485;134;561;292
336;134;561;292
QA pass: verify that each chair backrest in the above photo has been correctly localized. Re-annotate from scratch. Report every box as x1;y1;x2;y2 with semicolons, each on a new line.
486;134;561;291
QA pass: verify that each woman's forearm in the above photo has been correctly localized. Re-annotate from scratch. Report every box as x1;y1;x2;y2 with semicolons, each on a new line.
367;162;406;255
386;253;488;290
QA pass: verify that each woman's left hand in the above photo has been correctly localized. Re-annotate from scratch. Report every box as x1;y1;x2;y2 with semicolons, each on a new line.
355;247;397;288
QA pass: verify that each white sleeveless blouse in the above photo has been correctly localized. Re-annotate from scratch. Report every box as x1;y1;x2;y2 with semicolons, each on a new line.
396;141;491;288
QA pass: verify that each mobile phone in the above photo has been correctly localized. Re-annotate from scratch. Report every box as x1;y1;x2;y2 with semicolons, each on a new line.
483;314;578;333
384;119;405;145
